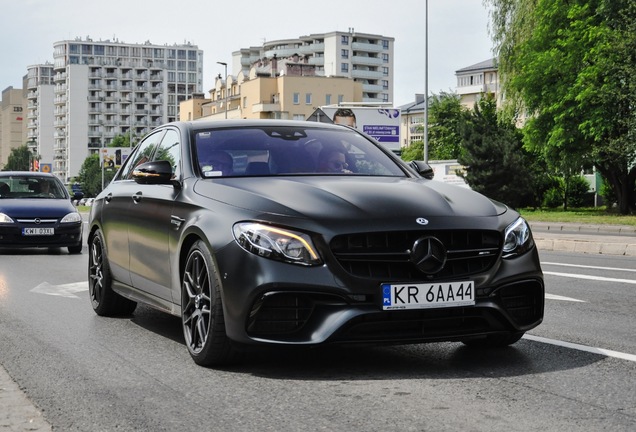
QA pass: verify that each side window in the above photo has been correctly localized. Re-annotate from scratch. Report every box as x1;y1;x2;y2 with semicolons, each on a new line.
154;129;181;178
118;130;165;180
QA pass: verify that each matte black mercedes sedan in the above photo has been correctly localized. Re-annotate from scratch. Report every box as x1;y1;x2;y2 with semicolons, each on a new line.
0;172;83;254
87;120;544;366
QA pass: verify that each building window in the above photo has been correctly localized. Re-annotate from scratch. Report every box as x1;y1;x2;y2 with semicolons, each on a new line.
325;94;331;105
382;67;389;76
341;63;349;73
243;97;247;108
382;40;389;49
293;114;305;121
305;93;312;105
382;94;389;102
382;80;389;89
293;93;300;104
338;94;344;104
382;53;389;63
341;49;349;59
341;35;349;45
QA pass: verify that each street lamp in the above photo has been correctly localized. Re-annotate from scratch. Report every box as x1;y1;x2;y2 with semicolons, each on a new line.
216;61;228;119
424;0;429;163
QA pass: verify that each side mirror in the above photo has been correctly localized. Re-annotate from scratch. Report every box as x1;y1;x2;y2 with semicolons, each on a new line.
409;160;434;180
132;160;174;185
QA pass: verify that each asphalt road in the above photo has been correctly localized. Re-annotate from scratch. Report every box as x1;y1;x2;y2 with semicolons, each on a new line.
1;241;635;431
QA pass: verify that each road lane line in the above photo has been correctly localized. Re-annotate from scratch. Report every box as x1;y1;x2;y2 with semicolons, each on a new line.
543;271;636;284
524;334;636;363
545;293;586;302
542;262;636;273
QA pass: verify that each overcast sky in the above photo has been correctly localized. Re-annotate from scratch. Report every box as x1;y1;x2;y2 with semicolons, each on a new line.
1;0;494;107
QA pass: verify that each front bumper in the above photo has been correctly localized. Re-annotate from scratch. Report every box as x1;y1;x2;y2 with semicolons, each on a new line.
0;222;83;249
215;241;544;346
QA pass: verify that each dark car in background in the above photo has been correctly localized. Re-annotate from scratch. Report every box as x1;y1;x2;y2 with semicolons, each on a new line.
0;172;83;254
87;120;544;367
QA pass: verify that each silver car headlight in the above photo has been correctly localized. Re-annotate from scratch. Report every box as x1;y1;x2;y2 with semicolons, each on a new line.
503;217;534;258
61;212;82;223
0;213;15;223
233;222;322;266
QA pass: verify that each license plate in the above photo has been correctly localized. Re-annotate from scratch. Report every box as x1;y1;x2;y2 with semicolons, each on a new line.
22;227;54;236
382;280;475;310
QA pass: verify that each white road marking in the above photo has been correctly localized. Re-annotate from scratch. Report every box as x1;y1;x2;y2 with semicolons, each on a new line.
524;334;636;363
30;281;88;299
542;262;636;273
545;293;586;302
543;271;636;285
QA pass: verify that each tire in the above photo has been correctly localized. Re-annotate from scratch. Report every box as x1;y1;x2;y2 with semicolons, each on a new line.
462;332;524;348
181;240;239;366
68;242;82;254
88;229;137;316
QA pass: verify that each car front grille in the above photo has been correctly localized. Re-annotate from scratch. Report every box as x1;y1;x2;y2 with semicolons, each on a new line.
330;229;501;281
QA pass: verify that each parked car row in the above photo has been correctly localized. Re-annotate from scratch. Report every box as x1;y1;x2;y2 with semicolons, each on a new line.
73;198;94;207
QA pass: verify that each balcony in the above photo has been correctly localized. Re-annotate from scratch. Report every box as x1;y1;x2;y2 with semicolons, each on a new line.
352;56;383;66
252;102;281;113
352;42;384;53
351;69;383;79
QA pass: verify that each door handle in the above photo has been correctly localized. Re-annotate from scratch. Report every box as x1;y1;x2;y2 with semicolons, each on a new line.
132;192;142;203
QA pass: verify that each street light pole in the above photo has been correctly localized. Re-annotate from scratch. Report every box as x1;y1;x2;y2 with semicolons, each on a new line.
216;61;228;119
424;0;429;163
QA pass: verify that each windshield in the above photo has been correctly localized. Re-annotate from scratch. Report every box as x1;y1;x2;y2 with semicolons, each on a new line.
193;125;406;178
0;175;68;199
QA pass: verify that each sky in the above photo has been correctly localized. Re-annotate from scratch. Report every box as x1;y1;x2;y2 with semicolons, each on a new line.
1;0;495;107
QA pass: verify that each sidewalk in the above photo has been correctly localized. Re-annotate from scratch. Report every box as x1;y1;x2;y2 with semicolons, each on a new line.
530;221;636;256
0;365;51;431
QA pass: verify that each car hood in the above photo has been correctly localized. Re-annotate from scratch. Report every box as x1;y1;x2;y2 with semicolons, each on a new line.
0;198;77;217
194;177;508;226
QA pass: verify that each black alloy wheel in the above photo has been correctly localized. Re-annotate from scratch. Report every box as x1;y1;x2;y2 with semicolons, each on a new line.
181;240;238;366
88;229;136;316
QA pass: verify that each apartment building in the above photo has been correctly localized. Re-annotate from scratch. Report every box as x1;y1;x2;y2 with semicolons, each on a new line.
25;64;56;172
180;54;364;122
0;86;26;169
231;29;394;104
455;58;500;109
46;37;203;181
398;58;502;150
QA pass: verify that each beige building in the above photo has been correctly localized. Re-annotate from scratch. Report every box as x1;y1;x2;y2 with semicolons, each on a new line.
180;56;363;122
455;58;500;109
0;86;26;169
398;58;502;150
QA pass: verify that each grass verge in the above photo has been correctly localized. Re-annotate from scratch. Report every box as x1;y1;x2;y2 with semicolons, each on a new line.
519;207;636;226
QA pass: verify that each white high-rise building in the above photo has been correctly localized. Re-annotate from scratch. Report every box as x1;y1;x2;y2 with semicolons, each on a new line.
26;63;56;171
232;29;394;104
49;37;203;181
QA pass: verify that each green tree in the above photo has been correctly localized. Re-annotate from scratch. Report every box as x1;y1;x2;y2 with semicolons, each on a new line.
458;95;538;209
109;132;132;148
401;92;468;162
76;154;115;197
485;0;636;213
427;92;468;160
3;146;32;171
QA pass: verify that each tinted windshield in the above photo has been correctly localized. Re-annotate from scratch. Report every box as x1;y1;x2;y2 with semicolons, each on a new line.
0;175;68;199
193;126;406;178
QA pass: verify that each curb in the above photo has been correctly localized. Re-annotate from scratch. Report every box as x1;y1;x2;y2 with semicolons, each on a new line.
530;222;636;256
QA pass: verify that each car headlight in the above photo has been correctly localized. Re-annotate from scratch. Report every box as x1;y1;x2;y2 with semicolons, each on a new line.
233;222;322;266
61;212;82;223
502;217;534;258
0;213;15;223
